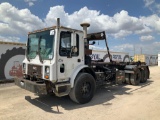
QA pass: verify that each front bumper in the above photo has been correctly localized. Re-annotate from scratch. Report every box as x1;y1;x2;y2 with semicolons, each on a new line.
14;77;47;95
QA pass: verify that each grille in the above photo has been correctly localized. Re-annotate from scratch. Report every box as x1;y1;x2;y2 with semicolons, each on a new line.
28;64;42;78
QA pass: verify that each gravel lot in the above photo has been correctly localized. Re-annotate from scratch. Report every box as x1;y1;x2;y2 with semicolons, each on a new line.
0;66;160;120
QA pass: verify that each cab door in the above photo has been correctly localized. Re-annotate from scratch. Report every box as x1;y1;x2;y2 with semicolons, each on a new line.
57;31;82;81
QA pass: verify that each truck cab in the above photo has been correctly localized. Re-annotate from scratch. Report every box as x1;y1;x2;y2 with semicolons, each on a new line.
25;25;85;81
15;18;94;102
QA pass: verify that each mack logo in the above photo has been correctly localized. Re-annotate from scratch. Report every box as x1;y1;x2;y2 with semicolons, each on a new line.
33;66;37;70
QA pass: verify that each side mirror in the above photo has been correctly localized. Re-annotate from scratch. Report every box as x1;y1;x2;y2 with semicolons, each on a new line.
71;32;77;46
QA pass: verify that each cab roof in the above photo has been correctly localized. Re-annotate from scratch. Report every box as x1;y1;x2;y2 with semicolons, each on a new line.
28;26;83;34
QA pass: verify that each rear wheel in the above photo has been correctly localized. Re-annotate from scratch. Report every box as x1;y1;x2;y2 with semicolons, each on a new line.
69;73;96;104
140;67;148;83
130;69;141;85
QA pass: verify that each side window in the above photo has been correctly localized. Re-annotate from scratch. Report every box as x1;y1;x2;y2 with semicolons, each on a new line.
59;32;79;56
59;32;71;56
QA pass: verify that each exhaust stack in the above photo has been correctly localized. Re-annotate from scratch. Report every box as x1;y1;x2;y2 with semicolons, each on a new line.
80;23;90;39
57;18;60;29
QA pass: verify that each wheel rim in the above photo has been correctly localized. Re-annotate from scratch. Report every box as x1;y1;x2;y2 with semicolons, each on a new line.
81;82;91;97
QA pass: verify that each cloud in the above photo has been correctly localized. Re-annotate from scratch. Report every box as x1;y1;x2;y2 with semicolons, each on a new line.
0;2;160;55
45;6;153;38
0;2;44;37
0;35;20;42
156;4;160;11
0;2;160;45
135;26;152;35
89;45;106;50
28;2;34;7
24;0;37;7
143;0;160;15
144;0;155;7
111;30;132;39
111;44;134;52
140;14;160;33
140;35;154;41
45;6;68;27
111;42;160;55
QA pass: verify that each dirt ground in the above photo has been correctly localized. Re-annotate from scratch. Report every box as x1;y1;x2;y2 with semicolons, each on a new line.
0;66;160;120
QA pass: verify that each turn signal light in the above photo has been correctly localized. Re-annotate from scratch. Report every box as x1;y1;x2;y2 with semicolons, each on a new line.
45;75;49;79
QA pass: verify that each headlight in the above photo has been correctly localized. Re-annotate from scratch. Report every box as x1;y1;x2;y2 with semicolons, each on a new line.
45;66;50;74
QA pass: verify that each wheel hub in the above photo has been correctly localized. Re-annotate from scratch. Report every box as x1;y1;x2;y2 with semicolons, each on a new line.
81;83;90;95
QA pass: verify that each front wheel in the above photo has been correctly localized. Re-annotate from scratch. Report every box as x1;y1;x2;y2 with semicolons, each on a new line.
69;73;96;104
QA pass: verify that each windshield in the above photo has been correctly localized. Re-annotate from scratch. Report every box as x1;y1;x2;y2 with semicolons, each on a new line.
27;30;55;60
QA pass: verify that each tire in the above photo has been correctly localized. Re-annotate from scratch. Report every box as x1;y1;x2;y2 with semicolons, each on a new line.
0;47;25;79
140;67;148;83
130;69;141;85
69;73;96;104
125;73;131;84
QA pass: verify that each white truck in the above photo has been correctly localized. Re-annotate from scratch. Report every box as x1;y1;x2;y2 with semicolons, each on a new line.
15;18;150;104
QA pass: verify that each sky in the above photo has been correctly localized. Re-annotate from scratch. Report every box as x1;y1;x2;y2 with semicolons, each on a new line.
0;0;160;55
